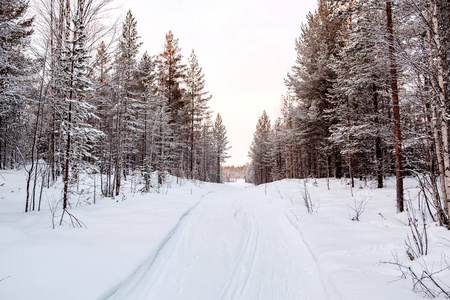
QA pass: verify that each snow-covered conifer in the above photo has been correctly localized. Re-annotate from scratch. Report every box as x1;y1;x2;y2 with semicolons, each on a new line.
249;111;272;185
0;0;35;169
184;50;211;179
213;113;230;183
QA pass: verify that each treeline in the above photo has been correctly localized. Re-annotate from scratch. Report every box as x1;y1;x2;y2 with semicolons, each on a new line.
0;0;230;214
248;0;449;226
223;165;245;182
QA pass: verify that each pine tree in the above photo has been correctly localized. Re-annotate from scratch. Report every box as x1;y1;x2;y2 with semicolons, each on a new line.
91;40;114;196
213;113;230;183
285;0;345;179
136;51;157;191
330;0;391;189
152;96;174;188
157;31;186;116
270;118;286;181
279;95;299;179
249;111;272;185
184;49;211;179
198;117;215;182
157;31;186;177
385;1;404;212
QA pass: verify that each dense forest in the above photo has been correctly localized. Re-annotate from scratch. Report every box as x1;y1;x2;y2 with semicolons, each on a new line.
0;0;230;217
247;0;450;227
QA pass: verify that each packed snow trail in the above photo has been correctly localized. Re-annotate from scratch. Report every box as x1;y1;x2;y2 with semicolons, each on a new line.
104;183;331;300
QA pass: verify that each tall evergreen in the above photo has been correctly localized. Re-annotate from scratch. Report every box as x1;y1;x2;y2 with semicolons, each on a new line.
156;31;187;178
0;0;34;169
111;9;142;194
184;50;211;179
59;0;101;213
157;31;186;119
285;0;344;179
330;0;391;189
92;40;115;196
249;111;272;185
152;95;174;188
213;113;230;183
270;118;286;182
198;118;215;182
136;51;157;185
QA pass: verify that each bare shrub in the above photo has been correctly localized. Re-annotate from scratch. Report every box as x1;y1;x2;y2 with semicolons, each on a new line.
346;190;371;221
405;197;429;259
49;196;86;229
384;254;450;298
59;209;86;228
48;197;62;229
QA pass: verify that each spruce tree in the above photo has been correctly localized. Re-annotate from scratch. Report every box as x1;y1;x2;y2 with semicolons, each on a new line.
59;0;101;214
0;0;34;169
111;9;142;194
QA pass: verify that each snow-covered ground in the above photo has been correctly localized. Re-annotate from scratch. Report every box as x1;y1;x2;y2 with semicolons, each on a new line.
1;169;449;299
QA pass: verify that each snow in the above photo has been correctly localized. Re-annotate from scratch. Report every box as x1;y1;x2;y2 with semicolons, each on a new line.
1;170;449;299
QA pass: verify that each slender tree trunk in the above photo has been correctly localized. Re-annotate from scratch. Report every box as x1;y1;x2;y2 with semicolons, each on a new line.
326;155;330;190
346;96;355;188
25;70;45;210
32;92;47;211
142;110;147;168
373;82;383;188
425;100;445;225
115;105;122;196
216;154;221;183
50;108;56;181
386;1;404;212
426;6;449;222
63;109;72;210
431;0;450;219
63;0;75;211
190;115;194;179
107;122;113;196
38;169;45;211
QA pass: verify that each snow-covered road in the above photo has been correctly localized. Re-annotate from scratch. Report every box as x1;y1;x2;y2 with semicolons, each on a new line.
104;184;331;300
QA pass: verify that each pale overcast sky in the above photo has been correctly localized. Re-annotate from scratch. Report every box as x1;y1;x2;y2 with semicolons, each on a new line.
116;0;318;166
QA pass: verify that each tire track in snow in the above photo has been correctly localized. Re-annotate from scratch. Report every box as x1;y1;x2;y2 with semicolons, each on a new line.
223;189;332;300
102;185;335;300
224;197;262;299
221;196;262;300
101;191;214;300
